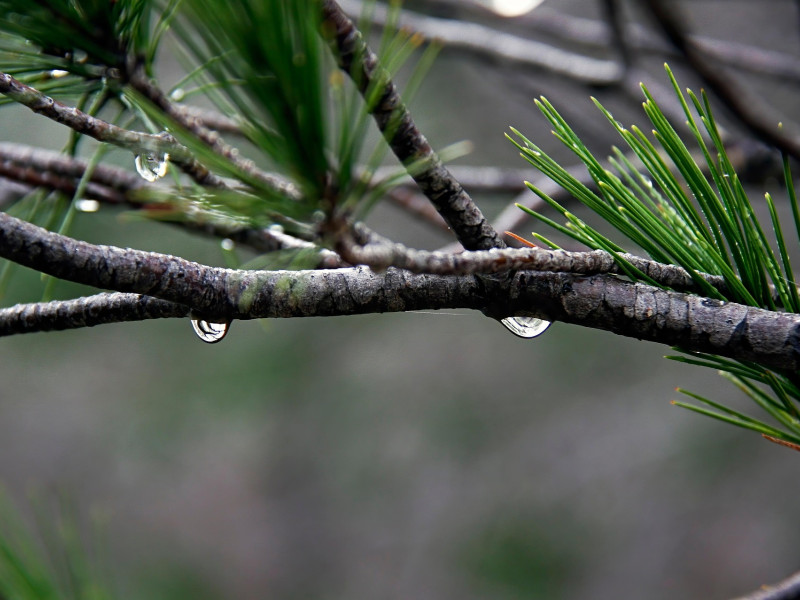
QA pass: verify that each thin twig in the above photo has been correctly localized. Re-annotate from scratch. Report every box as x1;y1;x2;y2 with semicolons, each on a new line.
321;0;505;251
128;69;301;200
338;222;726;293
0;142;343;264
0;293;188;335
0;72;229;188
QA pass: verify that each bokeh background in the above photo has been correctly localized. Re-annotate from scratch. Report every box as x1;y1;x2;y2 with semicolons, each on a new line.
2;1;800;598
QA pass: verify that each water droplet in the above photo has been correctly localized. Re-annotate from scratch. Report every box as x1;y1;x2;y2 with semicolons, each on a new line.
75;199;100;213
191;319;230;343
500;316;551;338
134;151;169;182
221;238;235;251
169;87;185;102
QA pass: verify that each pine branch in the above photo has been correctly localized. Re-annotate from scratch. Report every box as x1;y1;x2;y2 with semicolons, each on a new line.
1;210;798;374
127;69;302;200
338;222;727;293
320;0;505;251
0;142;341;264
0;72;228;188
0;293;188;335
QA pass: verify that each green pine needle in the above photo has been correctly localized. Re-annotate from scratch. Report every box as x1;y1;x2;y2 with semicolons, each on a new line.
511;65;800;446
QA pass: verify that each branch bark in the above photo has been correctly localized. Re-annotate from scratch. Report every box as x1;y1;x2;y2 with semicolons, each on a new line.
1;210;799;375
321;0;505;251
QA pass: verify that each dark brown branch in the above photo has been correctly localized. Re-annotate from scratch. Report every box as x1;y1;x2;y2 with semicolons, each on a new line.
321;0;505;251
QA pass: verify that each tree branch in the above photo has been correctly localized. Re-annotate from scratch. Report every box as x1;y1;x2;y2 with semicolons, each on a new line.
338;222;727;293
0;293;188;335
1;210;799;375
127;69;302;200
0;72;229;188
0;143;343;265
321;0;505;251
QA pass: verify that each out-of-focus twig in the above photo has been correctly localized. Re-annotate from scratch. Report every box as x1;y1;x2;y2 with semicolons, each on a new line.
732;569;800;600
337;0;623;85
644;0;800;163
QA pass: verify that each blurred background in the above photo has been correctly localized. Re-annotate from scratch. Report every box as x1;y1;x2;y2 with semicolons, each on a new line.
2;1;800;598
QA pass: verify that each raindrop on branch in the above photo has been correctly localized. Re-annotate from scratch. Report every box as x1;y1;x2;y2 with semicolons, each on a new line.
191;319;231;344
500;316;551;338
134;151;169;182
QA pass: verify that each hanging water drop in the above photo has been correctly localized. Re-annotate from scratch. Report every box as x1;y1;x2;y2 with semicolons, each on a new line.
134;151;169;182
500;316;551;338
191;318;231;344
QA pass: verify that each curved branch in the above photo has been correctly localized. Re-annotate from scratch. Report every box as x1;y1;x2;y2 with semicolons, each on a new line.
0;72;228;188
321;0;505;251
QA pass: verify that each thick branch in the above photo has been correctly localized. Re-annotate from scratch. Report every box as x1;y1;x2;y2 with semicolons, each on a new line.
320;0;505;251
1;211;799;374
